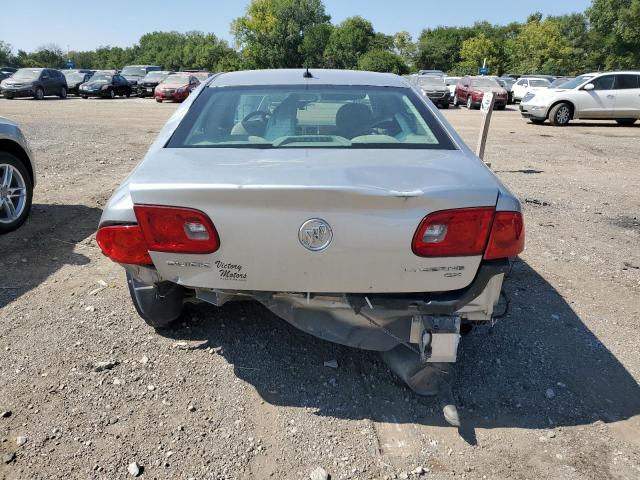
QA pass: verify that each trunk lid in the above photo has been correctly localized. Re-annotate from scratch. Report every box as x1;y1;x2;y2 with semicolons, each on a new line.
129;148;500;293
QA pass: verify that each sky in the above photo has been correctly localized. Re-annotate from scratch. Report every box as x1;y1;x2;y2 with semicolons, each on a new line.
0;0;592;53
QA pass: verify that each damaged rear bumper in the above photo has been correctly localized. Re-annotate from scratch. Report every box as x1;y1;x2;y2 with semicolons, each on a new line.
125;259;509;355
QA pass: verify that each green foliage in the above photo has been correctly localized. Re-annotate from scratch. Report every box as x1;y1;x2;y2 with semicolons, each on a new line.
457;33;501;75
324;16;375;69
0;41;13;66
416;26;474;73
357;49;409;75
300;23;333;67
393;31;417;67
588;0;640;69
505;18;576;75
232;0;330;68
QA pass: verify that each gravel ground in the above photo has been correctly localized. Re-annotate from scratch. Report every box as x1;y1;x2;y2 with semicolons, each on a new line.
0;96;638;480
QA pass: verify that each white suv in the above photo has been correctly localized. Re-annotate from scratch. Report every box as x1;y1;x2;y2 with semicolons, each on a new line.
519;71;640;126
511;77;551;102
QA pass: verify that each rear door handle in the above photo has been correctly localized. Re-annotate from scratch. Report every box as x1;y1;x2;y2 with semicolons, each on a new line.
607;95;615;99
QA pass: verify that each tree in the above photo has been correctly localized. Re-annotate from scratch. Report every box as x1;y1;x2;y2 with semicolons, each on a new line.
232;0;330;69
300;23;332;67
357;49;408;75
0;41;13;66
416;26;474;73
588;0;640;69
505;18;575;75
324;16;375;69
393;31;416;67
20;44;65;68
456;33;501;75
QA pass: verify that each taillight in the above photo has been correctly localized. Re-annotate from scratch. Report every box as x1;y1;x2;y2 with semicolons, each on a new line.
484;211;524;260
412;207;495;257
96;225;153;265
134;205;219;254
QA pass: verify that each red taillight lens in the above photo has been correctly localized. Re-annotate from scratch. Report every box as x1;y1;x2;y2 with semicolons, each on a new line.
412;207;495;257
484;211;525;260
134;205;219;254
96;225;153;265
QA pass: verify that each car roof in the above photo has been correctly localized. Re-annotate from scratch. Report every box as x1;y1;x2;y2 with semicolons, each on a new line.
583;71;640;76
209;69;407;88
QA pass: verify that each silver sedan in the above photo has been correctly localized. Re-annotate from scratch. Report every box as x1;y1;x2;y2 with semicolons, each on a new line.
0;116;35;233
97;69;524;395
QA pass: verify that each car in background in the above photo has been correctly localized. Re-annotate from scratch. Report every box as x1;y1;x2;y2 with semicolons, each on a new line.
120;65;161;93
444;76;460;103
549;77;575;88
511;77;551;102
62;70;94;96
79;73;132;99
0;68;68;100
454;76;508;109
418;69;445;78
138;71;174;97
410;75;450;108
96;69;524;396
188;71;213;83
497;77;516;103
154;73;200;103
0;117;35;233
0;67;17;82
520;71;640;126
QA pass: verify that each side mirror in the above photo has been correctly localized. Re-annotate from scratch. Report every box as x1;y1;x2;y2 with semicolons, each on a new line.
583;83;595;91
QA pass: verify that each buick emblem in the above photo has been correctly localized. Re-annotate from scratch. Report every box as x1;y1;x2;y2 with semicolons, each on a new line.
299;218;333;251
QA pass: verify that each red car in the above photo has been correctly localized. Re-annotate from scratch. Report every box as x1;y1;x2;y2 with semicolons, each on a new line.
154;73;200;103
454;76;508;110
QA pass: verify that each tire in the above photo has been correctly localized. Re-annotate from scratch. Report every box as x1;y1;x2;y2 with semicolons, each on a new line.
126;272;186;329
549;102;572;126
108;88;115;99
496;104;506;110
466;96;473;109
453;94;459;106
59;87;67;99
615;119;637;126
440;102;449;109
4;95;14;100
0;152;33;234
81;96;88;99
530;118;546;125
155;98;162;103
34;87;44;100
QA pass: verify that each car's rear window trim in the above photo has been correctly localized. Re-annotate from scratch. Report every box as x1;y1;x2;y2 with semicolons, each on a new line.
165;84;458;151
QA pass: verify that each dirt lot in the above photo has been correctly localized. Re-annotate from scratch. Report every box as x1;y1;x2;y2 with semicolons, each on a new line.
0;96;638;480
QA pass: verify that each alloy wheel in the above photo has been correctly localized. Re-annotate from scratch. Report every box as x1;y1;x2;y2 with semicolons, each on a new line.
0;163;27;224
556;105;570;125
467;96;472;109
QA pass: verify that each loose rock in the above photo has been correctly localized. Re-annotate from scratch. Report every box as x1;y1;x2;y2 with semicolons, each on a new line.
16;436;27;446
128;462;141;477
92;360;118;372
310;466;329;480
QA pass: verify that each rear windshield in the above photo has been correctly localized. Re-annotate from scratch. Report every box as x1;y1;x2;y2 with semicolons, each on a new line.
167;85;455;150
121;67;148;77
144;71;169;81
163;74;190;85
415;76;445;88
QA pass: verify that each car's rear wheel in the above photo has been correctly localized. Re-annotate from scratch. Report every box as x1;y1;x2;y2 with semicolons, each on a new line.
440;102;449;109
549;102;572;126
155;98;162;103
81;95;88;99
4;94;13;100
0;153;33;234
615;118;637;126
59;87;67;99
453;94;459;106
495;104;506;110
108;88;115;99
34;87;44;100
126;272;186;329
